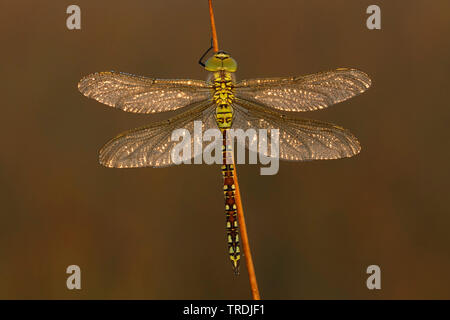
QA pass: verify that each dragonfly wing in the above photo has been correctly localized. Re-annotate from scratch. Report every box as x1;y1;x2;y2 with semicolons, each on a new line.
235;68;371;112
99;101;217;168
233;99;361;161
78;71;211;113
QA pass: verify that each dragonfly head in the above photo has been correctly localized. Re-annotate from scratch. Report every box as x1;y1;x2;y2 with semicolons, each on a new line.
205;51;237;72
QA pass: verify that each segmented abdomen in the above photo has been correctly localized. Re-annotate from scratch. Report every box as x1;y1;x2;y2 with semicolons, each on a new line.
222;130;240;275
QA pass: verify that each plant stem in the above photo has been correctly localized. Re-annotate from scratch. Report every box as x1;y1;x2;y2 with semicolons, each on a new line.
208;0;219;52
232;162;261;300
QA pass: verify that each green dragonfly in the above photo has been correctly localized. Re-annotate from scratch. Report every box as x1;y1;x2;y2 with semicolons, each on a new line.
78;51;371;274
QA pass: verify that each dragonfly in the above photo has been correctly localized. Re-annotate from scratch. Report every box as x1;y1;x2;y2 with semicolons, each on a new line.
78;50;371;275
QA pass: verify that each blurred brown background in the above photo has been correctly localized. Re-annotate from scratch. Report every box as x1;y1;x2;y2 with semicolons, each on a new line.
1;0;449;299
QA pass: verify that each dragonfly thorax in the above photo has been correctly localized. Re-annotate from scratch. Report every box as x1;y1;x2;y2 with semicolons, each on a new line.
212;71;235;132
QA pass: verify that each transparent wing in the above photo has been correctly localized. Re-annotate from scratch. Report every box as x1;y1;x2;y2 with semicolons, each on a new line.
78;71;212;113
232;99;361;161
235;68;371;112
99;101;217;168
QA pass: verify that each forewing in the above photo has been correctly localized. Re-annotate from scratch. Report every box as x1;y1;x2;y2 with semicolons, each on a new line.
78;71;211;113
235;68;371;112
99;101;217;168
233;99;361;161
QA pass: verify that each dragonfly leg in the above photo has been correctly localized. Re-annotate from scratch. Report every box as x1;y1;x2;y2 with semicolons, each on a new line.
198;38;214;67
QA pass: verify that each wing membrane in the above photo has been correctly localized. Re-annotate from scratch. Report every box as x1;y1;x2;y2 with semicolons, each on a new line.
78;71;211;113
99;101;217;168
233;99;361;161
235;68;371;112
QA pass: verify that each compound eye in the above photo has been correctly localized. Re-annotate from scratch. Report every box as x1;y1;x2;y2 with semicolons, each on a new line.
222;57;237;72
205;57;222;71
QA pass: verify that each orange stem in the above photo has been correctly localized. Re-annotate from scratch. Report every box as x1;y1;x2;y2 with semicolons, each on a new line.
208;0;219;52
232;162;261;300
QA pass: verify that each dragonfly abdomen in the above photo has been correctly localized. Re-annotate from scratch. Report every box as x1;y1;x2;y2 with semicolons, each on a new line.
222;131;240;275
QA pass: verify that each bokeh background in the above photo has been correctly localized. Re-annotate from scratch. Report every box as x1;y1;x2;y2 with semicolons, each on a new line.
1;0;450;299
